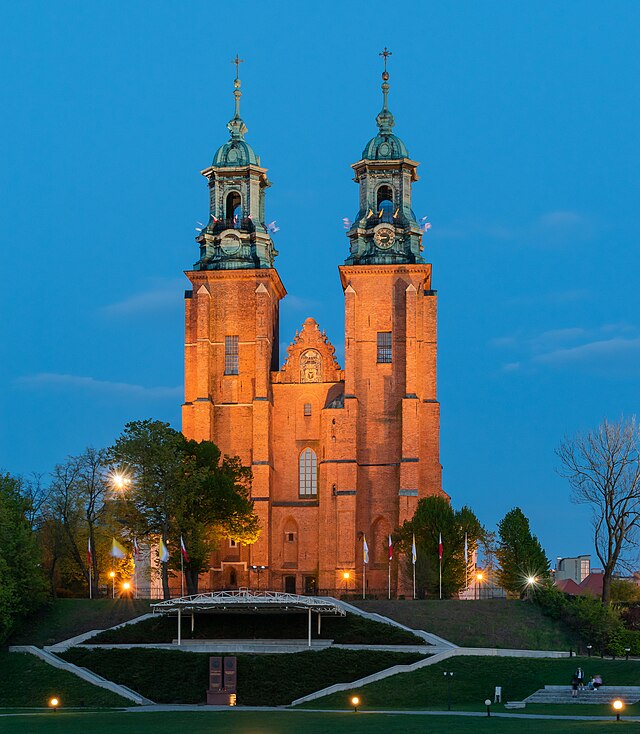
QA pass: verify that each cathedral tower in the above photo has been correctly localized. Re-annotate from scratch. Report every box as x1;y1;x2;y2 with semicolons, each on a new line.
182;59;285;582
339;51;444;591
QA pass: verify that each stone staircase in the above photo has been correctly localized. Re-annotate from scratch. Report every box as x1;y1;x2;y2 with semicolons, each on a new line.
524;685;640;705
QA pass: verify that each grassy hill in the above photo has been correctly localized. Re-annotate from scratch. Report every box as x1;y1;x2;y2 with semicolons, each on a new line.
304;655;640;712
0;651;129;708
8;599;152;647
60;648;425;706
355;600;578;650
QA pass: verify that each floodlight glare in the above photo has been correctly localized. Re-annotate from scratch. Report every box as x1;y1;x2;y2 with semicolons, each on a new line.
122;581;131;591
49;696;59;711
351;695;360;712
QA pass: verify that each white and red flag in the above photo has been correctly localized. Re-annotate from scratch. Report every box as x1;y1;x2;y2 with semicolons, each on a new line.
180;536;190;564
133;538;140;561
438;532;443;561
388;534;393;562
87;537;92;567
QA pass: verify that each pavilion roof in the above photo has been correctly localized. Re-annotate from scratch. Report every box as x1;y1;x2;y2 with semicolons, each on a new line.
151;589;346;616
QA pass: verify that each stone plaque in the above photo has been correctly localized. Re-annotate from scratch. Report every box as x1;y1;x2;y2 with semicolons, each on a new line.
224;656;237;693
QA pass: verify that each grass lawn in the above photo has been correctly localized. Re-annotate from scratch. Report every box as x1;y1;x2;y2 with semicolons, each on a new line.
356;599;578;650
303;656;640;710
60;648;424;706
89;610;421;645
0;652;129;708
8;598;152;646
0;711;633;734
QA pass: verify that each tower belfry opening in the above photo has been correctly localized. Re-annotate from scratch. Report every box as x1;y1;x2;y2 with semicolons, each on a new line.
182;51;444;599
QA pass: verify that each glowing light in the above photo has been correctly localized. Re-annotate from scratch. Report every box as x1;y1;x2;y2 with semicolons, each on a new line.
476;572;484;582
613;699;624;711
343;572;350;580
351;696;360;705
526;576;537;585
49;697;59;708
122;582;131;591
109;571;116;579
111;472;131;491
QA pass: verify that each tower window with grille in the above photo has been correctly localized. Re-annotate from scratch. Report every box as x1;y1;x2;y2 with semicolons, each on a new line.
224;335;239;375
225;191;242;226
299;448;317;497
377;332;392;363
303;403;312;417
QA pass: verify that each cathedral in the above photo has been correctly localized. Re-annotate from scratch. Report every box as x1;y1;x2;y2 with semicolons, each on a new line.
182;55;445;596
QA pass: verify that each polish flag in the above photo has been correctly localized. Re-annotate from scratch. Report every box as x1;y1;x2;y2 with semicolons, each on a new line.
87;537;92;567
438;532;443;561
180;536;190;564
133;538;140;561
388;534;393;562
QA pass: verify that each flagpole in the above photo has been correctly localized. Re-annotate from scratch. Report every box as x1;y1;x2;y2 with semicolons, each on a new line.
181;550;185;598
413;561;416;600
89;567;92;600
362;558;366;600
439;559;442;600
464;532;468;596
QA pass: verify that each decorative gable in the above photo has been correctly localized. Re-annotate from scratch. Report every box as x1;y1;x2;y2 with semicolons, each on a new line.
275;317;343;384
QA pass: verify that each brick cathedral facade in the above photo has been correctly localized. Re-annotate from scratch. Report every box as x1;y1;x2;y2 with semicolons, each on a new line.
182;61;445;595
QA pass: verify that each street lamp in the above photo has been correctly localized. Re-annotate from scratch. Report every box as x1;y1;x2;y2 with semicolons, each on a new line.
250;565;267;591
612;699;624;721
475;572;484;600
343;571;350;596
48;696;60;712
587;644;593;658
109;570;116;598
525;575;537;600
443;671;454;710
484;698;492;717
351;695;360;713
625;647;631;661
122;581;131;595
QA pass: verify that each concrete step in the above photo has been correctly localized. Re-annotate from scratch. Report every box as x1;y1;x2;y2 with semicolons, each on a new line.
525;685;640;705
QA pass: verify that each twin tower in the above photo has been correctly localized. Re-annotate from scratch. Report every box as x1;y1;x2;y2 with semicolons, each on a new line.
182;56;444;595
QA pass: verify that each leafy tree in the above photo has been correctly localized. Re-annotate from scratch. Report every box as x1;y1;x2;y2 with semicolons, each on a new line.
396;496;483;598
610;578;640;603
556;417;640;604
496;507;550;596
0;474;48;641
110;420;258;597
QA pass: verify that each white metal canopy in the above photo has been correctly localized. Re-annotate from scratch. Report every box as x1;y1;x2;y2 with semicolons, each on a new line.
151;589;345;647
151;589;345;616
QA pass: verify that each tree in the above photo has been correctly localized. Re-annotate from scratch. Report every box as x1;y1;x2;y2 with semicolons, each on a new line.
556;417;640;604
110;420;259;598
396;496;483;598
0;474;48;641
496;507;550;596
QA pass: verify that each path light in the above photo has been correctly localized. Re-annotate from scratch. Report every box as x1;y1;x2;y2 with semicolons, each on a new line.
625;647;631;661
484;698;492;717
109;570;116;599
122;581;131;593
351;695;360;713
587;644;592;658
612;699;624;721
444;671;454;710
48;696;59;712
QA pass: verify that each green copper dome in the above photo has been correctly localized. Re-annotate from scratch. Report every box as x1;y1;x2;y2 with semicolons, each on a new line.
362;132;409;160
212;139;259;167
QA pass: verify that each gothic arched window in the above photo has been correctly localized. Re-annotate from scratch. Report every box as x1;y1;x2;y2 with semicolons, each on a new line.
299;448;317;497
376;185;394;222
226;191;242;227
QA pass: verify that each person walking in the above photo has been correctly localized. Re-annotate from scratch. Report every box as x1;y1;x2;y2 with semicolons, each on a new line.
575;667;585;690
570;674;579;698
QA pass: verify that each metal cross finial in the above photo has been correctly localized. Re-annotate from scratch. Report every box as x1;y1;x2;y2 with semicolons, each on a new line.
232;54;244;80
379;47;392;72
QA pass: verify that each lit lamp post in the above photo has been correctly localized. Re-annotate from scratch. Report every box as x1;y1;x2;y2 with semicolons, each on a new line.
48;696;60;713
443;671;454;710
587;644;593;658
351;695;360;713
475;572;484;600
343;571;350;596
122;581;131;596
525;575;537;601
109;570;116;599
250;565;266;591
484;698;492;717
612;699;624;721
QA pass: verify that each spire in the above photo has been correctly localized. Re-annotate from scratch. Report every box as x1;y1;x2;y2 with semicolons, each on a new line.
227;54;248;141
376;47;395;134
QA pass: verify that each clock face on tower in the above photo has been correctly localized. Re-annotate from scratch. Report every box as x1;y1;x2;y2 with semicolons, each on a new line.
220;233;241;256
374;226;395;249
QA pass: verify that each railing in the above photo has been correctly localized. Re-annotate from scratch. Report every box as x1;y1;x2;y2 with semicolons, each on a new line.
203;217;256;234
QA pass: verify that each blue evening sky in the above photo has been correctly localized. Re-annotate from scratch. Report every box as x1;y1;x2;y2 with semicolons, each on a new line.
1;2;639;567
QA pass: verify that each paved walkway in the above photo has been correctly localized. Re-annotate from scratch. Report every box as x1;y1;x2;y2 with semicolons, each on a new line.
1;705;637;722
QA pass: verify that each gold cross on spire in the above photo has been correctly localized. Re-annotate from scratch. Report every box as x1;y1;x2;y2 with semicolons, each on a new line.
232;54;244;80
379;47;392;72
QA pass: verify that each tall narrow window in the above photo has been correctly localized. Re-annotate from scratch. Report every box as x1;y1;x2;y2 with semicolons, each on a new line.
225;191;241;225
225;335;239;375
376;185;394;222
377;331;392;363
303;403;312;417
299;448;317;497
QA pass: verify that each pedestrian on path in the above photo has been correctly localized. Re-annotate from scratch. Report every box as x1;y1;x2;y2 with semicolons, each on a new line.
571;674;579;698
575;667;585;690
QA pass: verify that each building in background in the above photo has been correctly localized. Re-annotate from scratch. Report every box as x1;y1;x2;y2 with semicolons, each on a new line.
182;56;445;595
556;555;591;584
